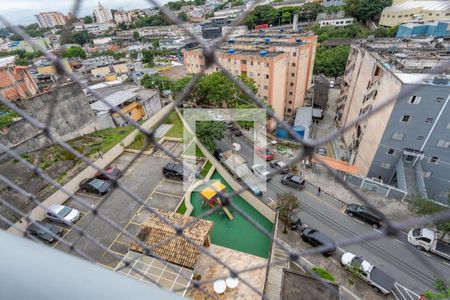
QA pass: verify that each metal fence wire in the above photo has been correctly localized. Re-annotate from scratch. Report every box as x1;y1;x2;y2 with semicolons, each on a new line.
1;0;450;299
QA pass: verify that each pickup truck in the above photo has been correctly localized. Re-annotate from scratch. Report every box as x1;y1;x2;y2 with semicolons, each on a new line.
341;252;395;294
407;228;450;260
218;150;262;197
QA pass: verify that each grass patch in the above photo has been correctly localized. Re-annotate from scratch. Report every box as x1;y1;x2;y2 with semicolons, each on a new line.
85;126;134;154
311;267;336;282
127;132;159;150
165;111;184;138
184;142;205;157
200;160;212;178
176;200;187;214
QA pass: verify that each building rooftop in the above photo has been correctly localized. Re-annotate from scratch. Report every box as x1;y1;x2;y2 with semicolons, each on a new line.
281;269;340;300
294;107;313;140
90;90;138;115
0;56;16;68
385;0;450;12
394;73;450;86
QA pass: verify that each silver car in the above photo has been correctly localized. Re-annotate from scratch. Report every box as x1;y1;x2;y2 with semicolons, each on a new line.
46;204;80;225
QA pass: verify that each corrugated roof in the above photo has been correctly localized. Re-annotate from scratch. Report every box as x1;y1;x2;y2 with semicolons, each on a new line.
90;90;137;114
0;56;16;68
386;0;450;11
130;210;214;269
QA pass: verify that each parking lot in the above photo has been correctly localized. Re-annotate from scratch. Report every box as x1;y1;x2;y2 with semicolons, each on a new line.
37;140;189;269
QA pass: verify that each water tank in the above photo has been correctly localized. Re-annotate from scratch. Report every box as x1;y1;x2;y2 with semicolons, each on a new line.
276;127;289;139
295;38;302;43
259;50;268;57
264;38;270;43
227;49;235;54
228;39;235;44
292;125;305;139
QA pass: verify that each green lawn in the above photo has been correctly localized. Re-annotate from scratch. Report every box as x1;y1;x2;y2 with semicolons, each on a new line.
190;172;273;258
83;126;135;154
165;111;184;138
200;161;212;177
176;201;187;214
184;142;205;158
127;132;159;150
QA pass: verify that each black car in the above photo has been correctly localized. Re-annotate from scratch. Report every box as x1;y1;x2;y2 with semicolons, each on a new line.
79;178;112;195
345;204;383;228
162;163;185;180
288;209;302;231
269;160;289;174
300;227;336;256
26;221;62;243
95;166;122;181
281;174;305;190
230;127;242;136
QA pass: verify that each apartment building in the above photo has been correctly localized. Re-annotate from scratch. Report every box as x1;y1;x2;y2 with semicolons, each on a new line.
94;2;113;23
34;12;67;28
0;56;39;101
379;0;450;27
114;10;132;24
337;38;450;203
183;32;317;121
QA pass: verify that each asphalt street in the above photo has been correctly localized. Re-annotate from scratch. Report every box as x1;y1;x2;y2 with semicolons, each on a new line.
216;132;450;295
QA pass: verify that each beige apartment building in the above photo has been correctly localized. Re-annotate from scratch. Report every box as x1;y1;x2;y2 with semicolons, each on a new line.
182;32;317;122
379;0;450;27
35;12;67;28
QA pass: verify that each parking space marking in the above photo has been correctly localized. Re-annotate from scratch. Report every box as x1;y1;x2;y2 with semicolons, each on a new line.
97;262;116;270
162;179;184;185
112;240;130;246
153;191;183;198
75;192;104;200
51;212;89;248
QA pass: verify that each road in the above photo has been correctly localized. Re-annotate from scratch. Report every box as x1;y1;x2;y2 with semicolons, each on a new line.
216;132;450;296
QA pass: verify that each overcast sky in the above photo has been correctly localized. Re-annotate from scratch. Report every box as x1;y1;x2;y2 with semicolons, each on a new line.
0;0;169;25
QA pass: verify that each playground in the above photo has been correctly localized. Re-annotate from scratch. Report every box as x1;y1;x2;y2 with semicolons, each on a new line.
190;172;273;259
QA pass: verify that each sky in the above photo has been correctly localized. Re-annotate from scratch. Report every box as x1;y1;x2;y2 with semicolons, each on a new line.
0;0;170;25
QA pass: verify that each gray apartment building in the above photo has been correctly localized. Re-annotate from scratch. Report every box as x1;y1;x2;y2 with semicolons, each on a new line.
337;38;450;203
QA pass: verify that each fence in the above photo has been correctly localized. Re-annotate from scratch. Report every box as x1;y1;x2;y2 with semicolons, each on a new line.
0;1;449;300
343;174;407;200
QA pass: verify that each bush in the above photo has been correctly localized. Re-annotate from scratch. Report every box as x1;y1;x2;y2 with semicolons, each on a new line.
176;201;187;214
311;266;336;282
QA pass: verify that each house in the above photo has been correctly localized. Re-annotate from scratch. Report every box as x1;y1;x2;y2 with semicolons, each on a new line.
0;56;39;101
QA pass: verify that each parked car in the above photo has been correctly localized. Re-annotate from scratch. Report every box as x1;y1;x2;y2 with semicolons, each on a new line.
251;164;272;181
162;163;188;180
46;204;80;225
79;178;112;195
316;147;327;156
269;160;289;174
288;209;302;231
341;252;395;294
256;147;274;160
95;166;122;181
300;227;336;256
230;127;242;136
281;174;305;190
407;228;450;260
345;204;383;228
26;221;63;243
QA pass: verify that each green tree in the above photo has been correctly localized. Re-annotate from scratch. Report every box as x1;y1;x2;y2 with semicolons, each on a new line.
281;11;291;24
141;74;172;91
178;12;188;22
314;45;350;78
173;76;192;94
424;277;450;300
14;58;29;66
152;39;160;49
70;30;90;45
276;192;299;233
133;31;140;40
62;46;87;59
344;0;392;22
142;49;155;66
84;16;93;24
0;27;9;39
196;121;225;153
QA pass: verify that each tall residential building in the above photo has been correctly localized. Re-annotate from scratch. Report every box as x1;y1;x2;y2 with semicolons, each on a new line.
336;38;450;203
379;0;450;27
93;2;113;24
34;12;67;28
0;56;39;101
183;31;317;125
114;10;132;24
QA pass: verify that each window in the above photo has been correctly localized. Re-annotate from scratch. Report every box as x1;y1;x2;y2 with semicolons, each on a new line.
429;156;439;164
387;148;395;155
289;101;292;104
423;171;432;178
436;140;450;148
264;85;268;90
241;60;247;65
265;63;269;67
292;63;296;67
250;61;253;66
290;82;294;87
409;96;421;104
380;162;391;169
293;52;296;57
265;74;269;79
291;73;295;77
436;97;444;103
425;117;433;124
417;136;424;141
287;108;292;112
392;132;404;141
257;73;260;77
289;91;293;95
401;115;410;122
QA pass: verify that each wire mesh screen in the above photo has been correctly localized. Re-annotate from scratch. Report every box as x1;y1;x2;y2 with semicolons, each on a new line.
1;0;450;299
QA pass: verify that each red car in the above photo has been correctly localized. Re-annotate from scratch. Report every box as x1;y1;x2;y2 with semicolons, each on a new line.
95;166;122;181
256;148;274;161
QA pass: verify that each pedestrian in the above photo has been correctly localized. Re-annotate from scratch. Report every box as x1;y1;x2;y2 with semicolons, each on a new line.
317;187;321;196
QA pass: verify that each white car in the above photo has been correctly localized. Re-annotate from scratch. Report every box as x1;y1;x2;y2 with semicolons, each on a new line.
251;164;272;181
212;114;225;121
341;252;395;294
46;204;80;225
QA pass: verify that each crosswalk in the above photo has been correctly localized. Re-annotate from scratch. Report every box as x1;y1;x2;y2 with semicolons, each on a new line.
392;282;420;300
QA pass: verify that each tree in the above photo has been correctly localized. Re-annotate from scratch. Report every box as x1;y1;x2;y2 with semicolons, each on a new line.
62;46;87;59
70;30;89;45
344;0;392;23
276;192;299;233
178;12;188;22
314;45;350;78
141;74;172;91
141;49;155;66
173;76;192;94
84;16;93;24
196;121;225;153
0;27;9;39
424;277;450;300
133;31;140;40
152;39;160;49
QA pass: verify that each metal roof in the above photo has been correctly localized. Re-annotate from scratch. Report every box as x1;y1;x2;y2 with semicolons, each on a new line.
90;90;138;115
386;0;450;11
0;56;16;68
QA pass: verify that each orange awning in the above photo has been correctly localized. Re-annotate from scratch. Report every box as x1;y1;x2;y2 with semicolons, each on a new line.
312;155;359;175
